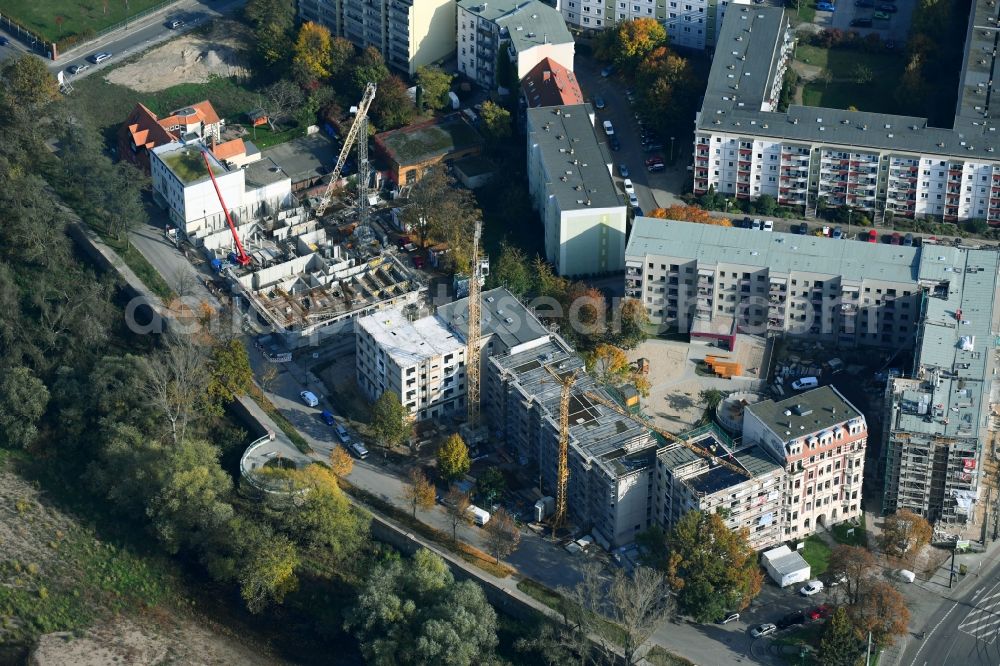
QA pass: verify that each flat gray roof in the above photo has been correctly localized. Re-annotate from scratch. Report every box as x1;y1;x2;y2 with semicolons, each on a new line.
436;287;550;352
891;247;1000;438
527;104;623;212
261;133;339;185
244;156;290;189
626;218;920;283
699;2;1000;160
458;0;573;51
747;386;865;442
358;306;464;367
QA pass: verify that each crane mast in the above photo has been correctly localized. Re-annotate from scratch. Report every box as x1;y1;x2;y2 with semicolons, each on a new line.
201;149;250;266
314;82;377;218
544;367;580;533
466;220;483;426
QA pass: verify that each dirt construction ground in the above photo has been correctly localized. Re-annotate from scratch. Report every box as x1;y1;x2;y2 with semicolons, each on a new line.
106;20;251;92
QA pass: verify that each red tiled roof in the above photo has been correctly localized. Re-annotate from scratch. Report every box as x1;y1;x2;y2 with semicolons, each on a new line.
160;100;222;131
212;138;246;161
521;58;584;108
123;103;175;152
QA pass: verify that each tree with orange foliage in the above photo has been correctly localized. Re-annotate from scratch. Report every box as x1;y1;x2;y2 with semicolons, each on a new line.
649;206;731;227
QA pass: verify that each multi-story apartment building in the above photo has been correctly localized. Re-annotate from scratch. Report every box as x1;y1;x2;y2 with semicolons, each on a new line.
457;0;574;91
656;424;784;550
357;288;550;420
561;0;747;51
882;247;1000;524
624;217;922;348
298;0;456;75
527;104;627;277
356;307;468;421
487;336;788;549
694;3;1000;225
744;387;868;540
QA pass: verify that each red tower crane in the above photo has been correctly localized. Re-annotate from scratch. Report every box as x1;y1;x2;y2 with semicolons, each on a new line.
201;149;251;266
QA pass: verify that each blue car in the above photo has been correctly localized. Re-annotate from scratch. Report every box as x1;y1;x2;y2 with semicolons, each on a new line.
320;409;336;426
816;1;835;9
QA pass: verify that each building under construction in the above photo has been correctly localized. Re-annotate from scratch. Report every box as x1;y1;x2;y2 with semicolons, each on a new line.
486;335;788;549
882;246;1000;526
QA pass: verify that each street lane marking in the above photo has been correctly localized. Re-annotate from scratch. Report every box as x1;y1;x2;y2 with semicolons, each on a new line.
910;602;959;666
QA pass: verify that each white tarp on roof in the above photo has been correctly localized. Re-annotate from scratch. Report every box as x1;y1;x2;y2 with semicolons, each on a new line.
761;545;811;587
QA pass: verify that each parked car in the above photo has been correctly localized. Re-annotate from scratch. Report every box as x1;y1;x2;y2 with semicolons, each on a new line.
896;569;916;583
816;2;835;10
320;409;336;426
717;612;740;625
854;0;874;6
867;229;878;243
850;17;873;26
0;36;9;45
610;135;621;151
633;207;644;217
349;441;369;459
643;142;665;152
619;164;630;178
763;220;774;232
335;424;351;444
877;2;898;10
903;233;914;246
594;96;606;110
800;580;825;596
832;226;843;239
808;605;831;621
874;9;891;18
67;64;89;75
751;623;777;638
623;179;635;195
891;232;902;245
751;219;762;230
792;376;819;390
168;18;185;28
647;163;665;173
89;51;113;64
603;120;615;136
777;610;806;629
628;192;639;207
300;390;319;407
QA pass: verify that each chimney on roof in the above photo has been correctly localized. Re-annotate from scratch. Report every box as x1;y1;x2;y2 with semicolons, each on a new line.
543;70;551;81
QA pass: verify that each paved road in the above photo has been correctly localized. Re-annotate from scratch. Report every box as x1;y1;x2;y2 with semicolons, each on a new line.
0;0;246;77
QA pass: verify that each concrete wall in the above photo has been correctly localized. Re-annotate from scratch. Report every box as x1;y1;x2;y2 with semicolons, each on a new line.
410;0;457;74
515;42;575;81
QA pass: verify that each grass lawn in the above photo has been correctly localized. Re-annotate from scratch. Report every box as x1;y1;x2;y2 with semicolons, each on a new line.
161;146;226;184
832;520;867;547
516;578;629;647
795;44;905;114
800;535;831;575
69;75;265;141
796;3;817;23
246;124;306;150
0;0;169;43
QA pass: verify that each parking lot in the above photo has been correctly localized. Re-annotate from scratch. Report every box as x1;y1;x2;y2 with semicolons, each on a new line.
811;0;915;43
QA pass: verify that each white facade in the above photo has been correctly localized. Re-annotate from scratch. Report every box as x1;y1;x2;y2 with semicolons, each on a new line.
356;308;467;421
526;105;627;277
457;0;574;90
151;142;293;239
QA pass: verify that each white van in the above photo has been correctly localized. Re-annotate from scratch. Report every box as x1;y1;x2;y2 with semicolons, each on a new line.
467;505;491;526
792;376;819;390
896;569;916;583
349;441;369;459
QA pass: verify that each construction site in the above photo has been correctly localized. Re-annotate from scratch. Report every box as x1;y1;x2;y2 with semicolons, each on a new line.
160;82;427;348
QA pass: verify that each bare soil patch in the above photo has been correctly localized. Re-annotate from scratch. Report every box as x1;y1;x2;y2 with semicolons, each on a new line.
106;20;251;93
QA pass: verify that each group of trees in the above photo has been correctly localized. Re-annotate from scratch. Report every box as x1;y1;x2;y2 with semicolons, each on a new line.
820;544;911;661
586;343;651;396
878;510;932;562
488;244;650;351
401;167;482;272
595;18;700;145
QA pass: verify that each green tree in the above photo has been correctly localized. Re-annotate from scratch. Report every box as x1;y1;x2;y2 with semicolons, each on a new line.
488;242;533;296
238;523;300;613
878;509;932;561
404;467;436;517
328;36;356;82
617;298;650;349
848;581;910;648
0;55;58;113
699;389;725;412
586;343;632;386
609;567;672;666
476;468;505;507
610;18;667;69
0;366;49;449
371;75;416;130
496;42;518;91
828;544;876;605
754;194;778;216
437;433;471;482
353;46;391;98
819;606;865;666
484;507;520;564
207;338;254;413
853;63;873;85
371;390;412;450
479;101;512;143
663;511;763;622
400;168;480;270
415;66;454;111
244;0;296;67
292;21;334;87
346;548;498;665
